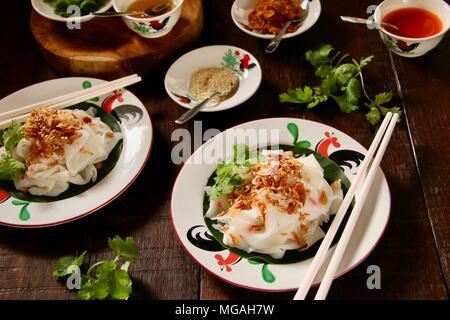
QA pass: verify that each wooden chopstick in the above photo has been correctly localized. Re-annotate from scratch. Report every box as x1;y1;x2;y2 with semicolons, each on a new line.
0;74;139;123
293;112;397;300
0;75;141;130
313;112;399;299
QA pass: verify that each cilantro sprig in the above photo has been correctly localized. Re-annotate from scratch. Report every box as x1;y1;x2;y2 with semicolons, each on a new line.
53;235;140;300
207;145;263;201
279;44;402;125
0;120;26;180
43;0;107;18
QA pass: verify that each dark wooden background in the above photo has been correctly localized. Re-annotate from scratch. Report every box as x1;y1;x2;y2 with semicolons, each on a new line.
0;0;448;299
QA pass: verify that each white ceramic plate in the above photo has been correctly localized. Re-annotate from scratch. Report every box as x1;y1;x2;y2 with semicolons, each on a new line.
171;118;391;291
164;45;262;112
0;77;152;228
231;0;322;39
31;0;113;23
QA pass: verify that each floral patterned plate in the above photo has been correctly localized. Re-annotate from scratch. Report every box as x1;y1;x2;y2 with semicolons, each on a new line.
164;45;262;112
0;77;152;228
171;118;391;291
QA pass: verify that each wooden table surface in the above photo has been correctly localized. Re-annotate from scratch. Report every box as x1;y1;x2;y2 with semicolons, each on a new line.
0;0;449;300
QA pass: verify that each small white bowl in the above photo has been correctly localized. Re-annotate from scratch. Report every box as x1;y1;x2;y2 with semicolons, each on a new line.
231;0;321;39
31;0;113;23
113;0;184;38
164;45;262;112
374;0;450;57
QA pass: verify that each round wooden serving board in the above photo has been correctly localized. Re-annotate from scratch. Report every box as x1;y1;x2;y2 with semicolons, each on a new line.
30;0;203;78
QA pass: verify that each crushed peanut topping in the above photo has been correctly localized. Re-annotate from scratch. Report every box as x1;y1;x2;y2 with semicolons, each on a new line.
23;108;83;164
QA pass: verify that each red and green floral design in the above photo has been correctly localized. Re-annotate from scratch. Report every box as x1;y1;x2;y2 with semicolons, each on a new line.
221;49;256;73
11;200;30;221
248;259;276;283
381;33;420;54
214;252;241;272
132;17;170;34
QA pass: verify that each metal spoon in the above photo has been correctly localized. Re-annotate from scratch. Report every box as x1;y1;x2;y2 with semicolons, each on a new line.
92;11;151;17
93;1;173;17
340;16;399;30
175;78;240;125
265;0;309;53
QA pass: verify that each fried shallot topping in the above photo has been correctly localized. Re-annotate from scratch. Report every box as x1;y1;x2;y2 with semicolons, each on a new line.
227;151;308;223
23;108;83;164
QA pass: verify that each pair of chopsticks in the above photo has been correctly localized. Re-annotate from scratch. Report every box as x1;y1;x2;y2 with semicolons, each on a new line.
0;74;142;130
294;112;399;300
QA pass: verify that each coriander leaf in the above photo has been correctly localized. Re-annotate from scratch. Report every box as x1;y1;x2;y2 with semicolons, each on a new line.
0;155;26;180
3;120;24;154
109;269;132;300
315;65;333;78
320;76;338;95
96;260;117;278
279;86;314;104
332;95;359;114
345;78;362;104
279;43;399;126
108;236;140;262
379;106;403;120
374;91;393;106
53;250;86;278
79;260;116;300
306;87;328;109
333;63;359;87
207;164;242;200
77;288;91;300
0;130;4;145
44;0;105;17
365;106;381;125
78;278;109;300
306;44;334;68
358;56;374;68
207;145;262;200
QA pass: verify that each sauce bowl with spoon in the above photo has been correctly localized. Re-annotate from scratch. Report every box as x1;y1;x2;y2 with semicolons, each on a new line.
374;0;450;57
112;0;184;38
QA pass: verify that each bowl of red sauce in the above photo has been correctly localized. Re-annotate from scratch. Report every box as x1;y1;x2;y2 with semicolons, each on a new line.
374;0;450;57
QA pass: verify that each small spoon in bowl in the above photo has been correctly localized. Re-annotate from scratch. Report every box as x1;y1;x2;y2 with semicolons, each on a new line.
175;77;240;125
92;11;151;17
265;0;309;53
93;1;173;17
340;16;399;30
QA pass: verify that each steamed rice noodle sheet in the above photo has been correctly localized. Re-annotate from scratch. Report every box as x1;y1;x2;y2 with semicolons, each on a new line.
9;107;122;197
205;148;343;260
